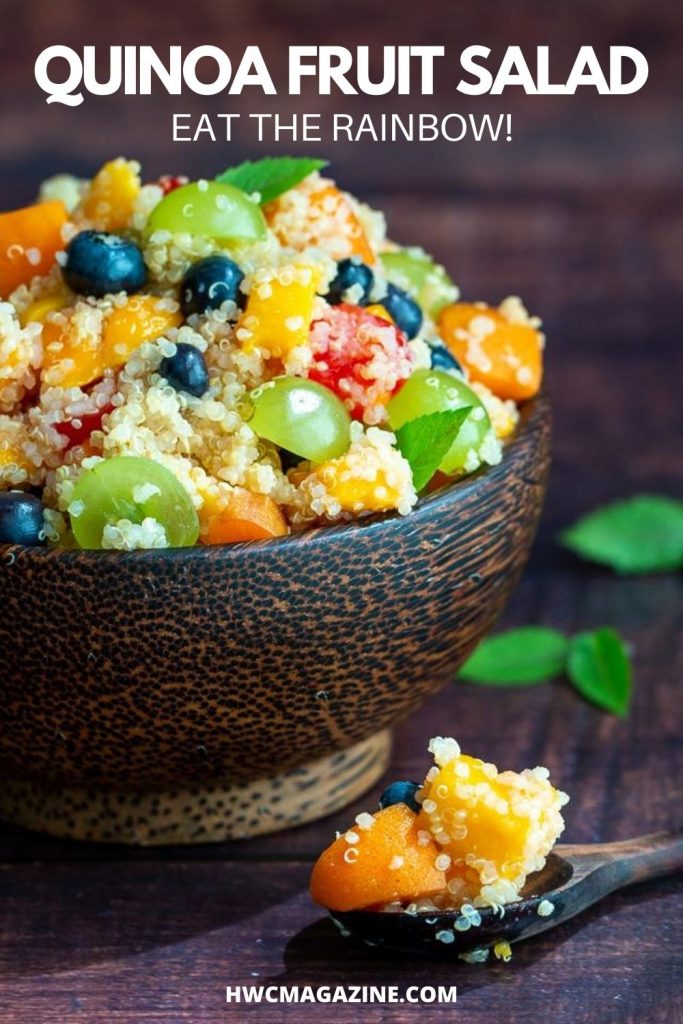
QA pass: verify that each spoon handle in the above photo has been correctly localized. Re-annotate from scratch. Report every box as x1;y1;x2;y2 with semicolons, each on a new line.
561;828;683;889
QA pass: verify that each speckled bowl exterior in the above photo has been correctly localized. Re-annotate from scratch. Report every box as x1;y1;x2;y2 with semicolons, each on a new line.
0;395;550;791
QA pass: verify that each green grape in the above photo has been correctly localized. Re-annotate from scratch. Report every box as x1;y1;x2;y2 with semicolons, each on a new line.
70;456;199;549
248;377;351;463
381;248;458;319
146;182;267;244
387;369;494;476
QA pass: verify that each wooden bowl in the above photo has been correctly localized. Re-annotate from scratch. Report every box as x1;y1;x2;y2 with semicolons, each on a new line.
0;394;551;844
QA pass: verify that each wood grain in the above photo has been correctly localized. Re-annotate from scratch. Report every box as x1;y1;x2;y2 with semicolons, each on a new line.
0;191;680;1022
0;0;682;1020
0;396;548;791
332;832;683;960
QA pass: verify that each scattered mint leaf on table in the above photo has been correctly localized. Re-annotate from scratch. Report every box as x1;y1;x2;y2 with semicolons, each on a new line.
458;625;633;716
560;495;683;574
566;628;632;717
395;408;471;492
216;156;328;205
458;627;570;685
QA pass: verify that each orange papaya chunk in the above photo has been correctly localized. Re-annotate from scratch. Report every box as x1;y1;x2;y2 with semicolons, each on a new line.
40;315;104;391
0;201;68;298
439;302;543;401
265;182;374;264
42;296;180;390
310;803;447;912
199;485;288;545
102;296;181;366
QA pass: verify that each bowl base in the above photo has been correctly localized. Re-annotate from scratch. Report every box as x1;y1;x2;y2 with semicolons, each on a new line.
0;730;391;846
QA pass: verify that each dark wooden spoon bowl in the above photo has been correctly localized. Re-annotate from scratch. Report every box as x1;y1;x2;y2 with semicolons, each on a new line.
0;394;550;791
331;830;683;960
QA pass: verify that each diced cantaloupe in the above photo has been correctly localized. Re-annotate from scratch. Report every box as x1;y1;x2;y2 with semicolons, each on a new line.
41;296;181;389
0;201;68;298
198;483;288;544
309;737;569;915
438;301;543;401
265;182;374;264
310;804;447;912
102;296;181;366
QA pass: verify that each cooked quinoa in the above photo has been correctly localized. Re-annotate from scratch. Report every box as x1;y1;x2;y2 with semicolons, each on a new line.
310;736;568;918
0;157;545;550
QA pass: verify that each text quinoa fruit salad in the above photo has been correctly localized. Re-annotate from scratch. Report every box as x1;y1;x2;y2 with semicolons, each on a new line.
0;156;544;550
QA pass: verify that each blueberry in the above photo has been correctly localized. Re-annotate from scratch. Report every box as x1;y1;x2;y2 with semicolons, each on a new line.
326;258;374;305
382;283;423;339
181;255;245;318
378;780;421;814
159;343;210;398
429;343;463;374
279;449;303;473
63;230;147;297
0;492;46;546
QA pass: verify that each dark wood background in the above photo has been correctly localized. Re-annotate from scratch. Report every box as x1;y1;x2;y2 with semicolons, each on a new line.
0;1;682;1021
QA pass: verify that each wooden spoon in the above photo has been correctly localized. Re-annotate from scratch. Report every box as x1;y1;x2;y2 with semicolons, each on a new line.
330;830;683;960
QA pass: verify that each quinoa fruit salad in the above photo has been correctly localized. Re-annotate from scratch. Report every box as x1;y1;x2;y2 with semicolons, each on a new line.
310;737;568;930
0;157;545;550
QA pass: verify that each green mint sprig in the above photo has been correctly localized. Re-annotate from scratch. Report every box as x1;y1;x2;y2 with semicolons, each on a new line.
395;408;471;492
560;495;683;575
458;625;633;717
457;627;569;686
216;156;328;205
566;627;632;717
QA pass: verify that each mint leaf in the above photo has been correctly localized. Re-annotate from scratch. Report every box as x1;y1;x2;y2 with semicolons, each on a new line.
216;156;328;205
395;409;471;492
456;623;634;716
567;628;632;717
560;495;683;574
458;627;570;685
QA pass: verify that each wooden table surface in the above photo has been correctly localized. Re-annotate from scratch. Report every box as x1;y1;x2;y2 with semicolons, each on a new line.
1;1;682;1021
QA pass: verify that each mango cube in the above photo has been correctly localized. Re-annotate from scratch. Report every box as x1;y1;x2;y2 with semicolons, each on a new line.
309;737;569;916
416;737;569;906
80;158;141;231
238;263;319;358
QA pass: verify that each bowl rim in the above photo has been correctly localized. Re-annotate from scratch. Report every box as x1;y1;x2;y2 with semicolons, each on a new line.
1;392;549;564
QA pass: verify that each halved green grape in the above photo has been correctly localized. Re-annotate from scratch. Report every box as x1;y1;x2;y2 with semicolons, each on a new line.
248;377;351;464
146;182;267;244
70;456;199;549
381;248;458;319
387;369;495;476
